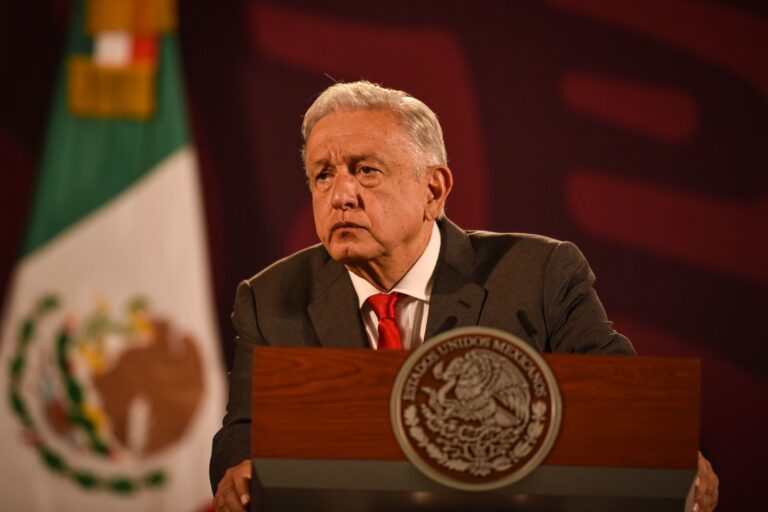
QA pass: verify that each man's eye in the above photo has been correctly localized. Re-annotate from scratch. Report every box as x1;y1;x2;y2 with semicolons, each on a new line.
316;171;331;182
358;166;379;175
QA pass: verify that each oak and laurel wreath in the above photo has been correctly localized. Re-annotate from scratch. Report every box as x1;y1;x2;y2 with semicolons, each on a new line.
7;294;166;494
403;400;547;477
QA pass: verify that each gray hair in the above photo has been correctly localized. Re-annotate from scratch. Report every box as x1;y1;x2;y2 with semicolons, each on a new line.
301;81;447;169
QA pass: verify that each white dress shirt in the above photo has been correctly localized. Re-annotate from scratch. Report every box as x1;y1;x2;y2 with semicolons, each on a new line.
347;222;441;350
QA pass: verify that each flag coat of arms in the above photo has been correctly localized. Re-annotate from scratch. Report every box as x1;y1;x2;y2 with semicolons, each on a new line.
0;1;225;510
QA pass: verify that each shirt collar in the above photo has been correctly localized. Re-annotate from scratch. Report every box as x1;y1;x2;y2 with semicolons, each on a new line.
348;222;441;308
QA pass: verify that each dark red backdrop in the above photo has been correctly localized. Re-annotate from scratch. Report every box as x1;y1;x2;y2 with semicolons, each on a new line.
2;1;766;509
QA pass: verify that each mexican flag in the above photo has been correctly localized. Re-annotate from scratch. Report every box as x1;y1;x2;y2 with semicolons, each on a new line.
0;1;224;511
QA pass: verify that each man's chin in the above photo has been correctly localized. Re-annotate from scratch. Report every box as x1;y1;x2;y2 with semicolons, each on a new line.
325;243;375;265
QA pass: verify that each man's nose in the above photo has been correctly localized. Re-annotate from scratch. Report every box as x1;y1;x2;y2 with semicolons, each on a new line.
330;171;359;210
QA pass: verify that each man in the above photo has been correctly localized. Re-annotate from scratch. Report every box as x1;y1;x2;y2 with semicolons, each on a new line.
211;81;718;512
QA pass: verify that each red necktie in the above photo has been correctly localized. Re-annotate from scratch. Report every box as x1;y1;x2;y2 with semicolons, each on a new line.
367;292;403;350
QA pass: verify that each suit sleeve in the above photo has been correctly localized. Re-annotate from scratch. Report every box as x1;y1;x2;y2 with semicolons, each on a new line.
209;280;266;493
542;241;635;355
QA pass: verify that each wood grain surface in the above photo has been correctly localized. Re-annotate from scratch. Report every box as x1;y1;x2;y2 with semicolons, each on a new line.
251;347;699;469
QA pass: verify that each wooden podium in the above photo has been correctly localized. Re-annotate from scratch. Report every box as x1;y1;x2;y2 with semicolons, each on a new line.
250;347;700;511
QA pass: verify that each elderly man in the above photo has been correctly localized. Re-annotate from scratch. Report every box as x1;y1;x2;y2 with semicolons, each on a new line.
211;81;718;512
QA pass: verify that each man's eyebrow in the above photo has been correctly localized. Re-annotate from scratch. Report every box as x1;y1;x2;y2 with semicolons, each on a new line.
307;158;329;169
352;154;386;166
308;154;386;169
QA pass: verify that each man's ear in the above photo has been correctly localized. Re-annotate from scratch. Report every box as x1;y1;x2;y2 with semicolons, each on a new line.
424;165;453;221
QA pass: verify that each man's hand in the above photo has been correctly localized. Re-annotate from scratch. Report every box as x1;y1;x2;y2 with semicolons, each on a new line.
214;459;252;512
686;451;719;512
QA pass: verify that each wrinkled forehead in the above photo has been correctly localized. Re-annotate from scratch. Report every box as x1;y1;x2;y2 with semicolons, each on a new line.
305;109;412;160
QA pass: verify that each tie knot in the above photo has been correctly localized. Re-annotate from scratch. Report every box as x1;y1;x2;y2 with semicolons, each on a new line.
367;292;402;321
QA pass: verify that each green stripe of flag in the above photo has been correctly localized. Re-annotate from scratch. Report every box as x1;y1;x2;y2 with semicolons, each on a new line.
22;0;190;257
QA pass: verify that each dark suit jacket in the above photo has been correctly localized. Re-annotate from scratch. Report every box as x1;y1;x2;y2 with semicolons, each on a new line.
209;218;634;490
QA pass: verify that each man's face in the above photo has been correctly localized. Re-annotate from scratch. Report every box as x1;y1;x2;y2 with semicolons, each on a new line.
305;109;436;272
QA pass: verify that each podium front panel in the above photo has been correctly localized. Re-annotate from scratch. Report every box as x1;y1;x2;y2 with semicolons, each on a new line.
251;347;699;511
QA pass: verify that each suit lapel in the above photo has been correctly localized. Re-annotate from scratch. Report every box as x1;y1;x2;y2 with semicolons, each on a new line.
307;218;485;346
425;219;487;339
307;257;368;348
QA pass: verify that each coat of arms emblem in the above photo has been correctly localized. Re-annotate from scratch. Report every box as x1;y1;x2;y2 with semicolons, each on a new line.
391;327;561;491
7;293;205;493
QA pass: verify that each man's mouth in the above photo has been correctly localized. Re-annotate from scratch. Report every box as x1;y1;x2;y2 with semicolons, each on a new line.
332;222;365;231
331;222;367;235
